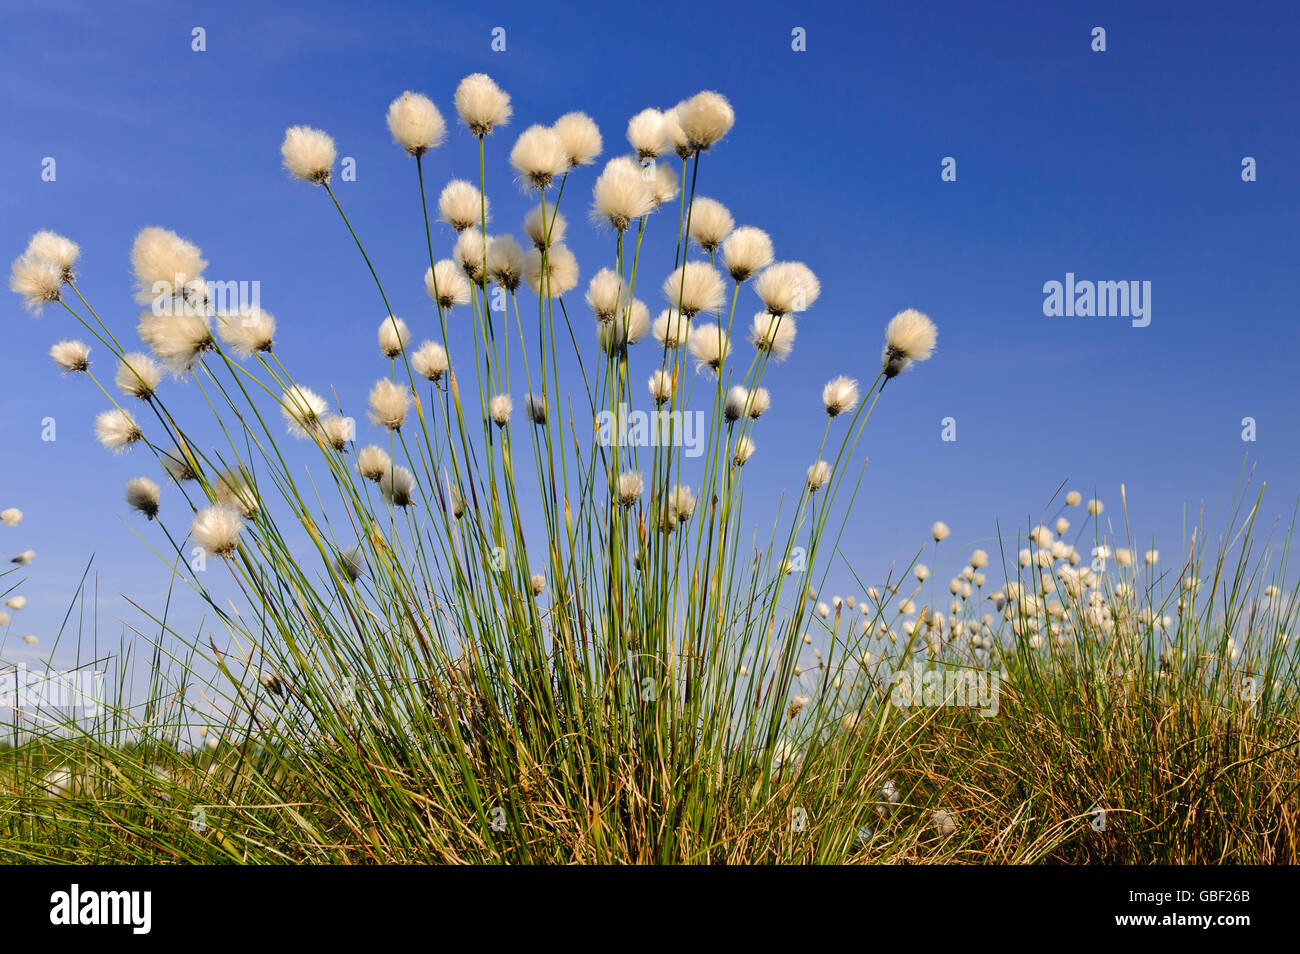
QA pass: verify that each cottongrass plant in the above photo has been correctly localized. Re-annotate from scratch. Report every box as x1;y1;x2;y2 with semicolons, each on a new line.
2;76;1295;866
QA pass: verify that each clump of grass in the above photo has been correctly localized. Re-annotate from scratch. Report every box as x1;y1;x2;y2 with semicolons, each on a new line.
3;80;1295;865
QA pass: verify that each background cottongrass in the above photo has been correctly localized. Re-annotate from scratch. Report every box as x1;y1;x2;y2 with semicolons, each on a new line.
1;75;1296;866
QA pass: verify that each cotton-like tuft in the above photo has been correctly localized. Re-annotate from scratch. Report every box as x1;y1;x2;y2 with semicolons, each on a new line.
115;352;163;400
648;369;674;405
688;197;733;252
733;435;756;466
161;442;199;482
592;157;653;230
214;468;259;518
368;379;412;430
357;445;391;482
425;259;471;310
217;306;276;356
664;261;725;317
807;460;831;491
626;108;666;160
9;254;63;312
378;315;411;358
586;268;625;323
438;180;489;232
597;301;649;355
615;470;643;507
320;415;353;450
754;262;820;316
411;341;448;381
523;205;565;248
2;508;24;526
192;505;244;557
95;408;143;453
648;161;680;207
50;340;91;373
724;386;749;423
675;91;735;152
749;387;771;419
932;521;951;542
489;393;512;427
454;229;489;285
553;111;602;167
660;107;691;159
822;375;860;417
510;124;568;189
11;551;34;566
687;322;730;373
386;91;446;156
672;485;697;522
281;125;336;184
130;227;207;305
524;392;548;425
530;573;547;596
379;466;416;507
5;596;27;610
125;476;161;519
721;226;774;282
749;311;796;360
524;244;579;298
487;234;524;291
881;309;938;378
652;309;689;347
137;302;214;373
25;230;80;281
281;385;327;438
455;73;512;136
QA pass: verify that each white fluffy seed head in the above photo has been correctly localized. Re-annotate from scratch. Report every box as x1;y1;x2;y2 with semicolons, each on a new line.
454;229;489;284
592;157;653;231
487;234;524;291
1066;490;1082;507
25;230;79;281
377;315;411;358
523;205;566;249
214;468;259;518
672;485;697;522
724;386;749;423
379;466;416;507
648;369;675;405
932;521;951;542
749;311;796;360
648;161;679;207
192;505;244;557
130;227;207;305
137;302;214;373
425;259;471;310
95;408;142;453
586;268;625;323
664;262;725;318
615;470;643;507
281;125;336;184
627;108;666;160
489;393;513;427
281;385;327;438
125;476;161;519
510;124;568;189
675;91;735;152
749;387;771;419
722;226;774;282
217;306;276;356
1088;498;1104;516
687;322;730;374
882;308;938;377
652;309;689;347
733;435;756;466
368;379;412;430
50;340;91;372
807;460;831;490
386;91;446;156
438;179;489;232
598;301;649;355
553;111;602;168
754;262;821;316
0;508;21;527
161;442;199;482
524;244;579;298
357;445;391;481
455;73;511;137
530;572;547;596
116;352;163;400
688;197;733;252
524;392;548;425
9;253;63;312
411;341;448;381
822;375;860;417
319;415;353;450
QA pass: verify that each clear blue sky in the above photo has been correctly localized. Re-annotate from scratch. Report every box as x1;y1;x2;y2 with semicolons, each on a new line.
3;0;1298;667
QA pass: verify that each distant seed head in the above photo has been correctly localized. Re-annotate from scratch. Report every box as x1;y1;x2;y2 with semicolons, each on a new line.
822;375;860;417
754;262;820;317
524;244;579;298
281;125;336;184
377;315;411;358
130;227;207;305
161;442;199;483
523;205;565;249
648;369;674;405
357;445;392;482
125;476;161;519
510;124;568;189
25;230;79;282
524;392;548;425
586;268;625;323
932;521;951;542
217;306;276;356
553;111;602;168
722;226;774;282
192;505;244;557
675;91;734;152
95;408;143;453
688;197;733;252
530;572;547;596
664;261;725;318
9;253;63;312
1087;498;1104;516
487;234;524;291
454;229;490;285
652;309;689;348
615;470;643;507
687;322;730;374
368;379;412;431
115;352;163;400
807;460;831;491
749;387;771;419
411;341;449;382
137;301;214;373
724;385;749;423
626;108;666;161
733;435;756;467
749;311;796;360
281;386;327;438
379;466;416;507
425;259;471;310
320;415;353;450
1066;490;1082;507
592;156;653;231
438;180;489;232
489;393;513;427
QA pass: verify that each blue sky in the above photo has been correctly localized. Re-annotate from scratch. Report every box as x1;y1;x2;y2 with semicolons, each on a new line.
2;0;1298;667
